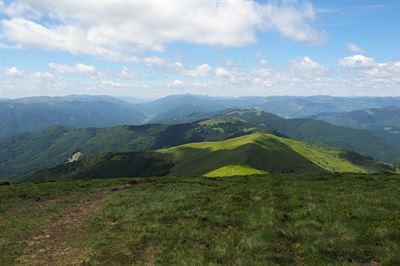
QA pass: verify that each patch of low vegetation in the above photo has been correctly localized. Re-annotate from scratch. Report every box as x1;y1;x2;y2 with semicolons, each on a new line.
204;164;268;177
0;173;399;265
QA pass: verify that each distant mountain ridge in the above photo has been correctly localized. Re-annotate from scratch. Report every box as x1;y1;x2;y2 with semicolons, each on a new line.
139;94;400;121
1;94;399;139
0;95;146;138
311;106;400;150
1;109;399;180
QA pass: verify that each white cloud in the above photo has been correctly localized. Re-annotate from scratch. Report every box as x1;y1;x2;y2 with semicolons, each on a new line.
259;59;269;65
30;71;53;79
119;67;136;79
1;0;324;61
143;56;165;67
3;66;53;83
2;56;400;97
142;57;212;77
170;80;183;87
346;43;364;53
289;56;326;72
101;80;129;88
49;63;98;74
0;0;40;19
365;62;400;79
339;54;375;68
5;66;23;77
74;63;97;74
260;1;325;43
183;64;212;77
215;67;232;78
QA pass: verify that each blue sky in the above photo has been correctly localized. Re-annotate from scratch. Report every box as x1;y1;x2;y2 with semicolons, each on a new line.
0;0;399;98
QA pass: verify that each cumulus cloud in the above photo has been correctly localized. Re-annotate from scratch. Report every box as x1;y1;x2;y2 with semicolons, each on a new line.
3;66;53;81
143;56;165;67
119;67;136;79
0;0;40;19
366;62;400;79
215;67;233;78
49;63;98;74
260;1;324;43
1;0;324;61
289;56;326;73
101;80;129;88
141;57;212;77
2;56;399;97
346;43;364;53
30;71;53;80
259;59;269;65
169;80;184;87
339;54;375;68
183;64;212;77
4;66;23;77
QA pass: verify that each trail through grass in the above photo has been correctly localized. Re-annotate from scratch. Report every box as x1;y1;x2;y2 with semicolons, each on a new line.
1;174;399;265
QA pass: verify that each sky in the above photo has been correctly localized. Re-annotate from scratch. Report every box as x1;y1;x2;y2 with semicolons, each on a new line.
0;0;399;99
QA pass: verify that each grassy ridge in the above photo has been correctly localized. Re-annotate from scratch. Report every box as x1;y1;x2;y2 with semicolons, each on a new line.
159;133;391;176
1;174;399;264
23;133;393;181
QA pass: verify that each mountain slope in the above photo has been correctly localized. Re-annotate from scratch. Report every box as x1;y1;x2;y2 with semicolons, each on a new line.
0;124;165;179
158;133;392;176
220;110;400;162
0;117;267;179
311;106;400;129
0;95;146;138
23;133;393;180
311;106;400;150
2;108;399;180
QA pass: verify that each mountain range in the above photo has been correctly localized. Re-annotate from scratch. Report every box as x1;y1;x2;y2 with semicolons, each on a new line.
1;94;399;139
0;95;146;138
311;106;400;150
1;108;399;180
24;133;394;181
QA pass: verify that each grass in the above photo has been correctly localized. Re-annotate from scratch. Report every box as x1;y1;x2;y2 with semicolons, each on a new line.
158;133;387;176
0;173;399;265
204;164;268;177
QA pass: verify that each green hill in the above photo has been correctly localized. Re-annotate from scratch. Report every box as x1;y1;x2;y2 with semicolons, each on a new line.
23;133;394;181
158;133;392;176
0;116;272;180
221;109;400;162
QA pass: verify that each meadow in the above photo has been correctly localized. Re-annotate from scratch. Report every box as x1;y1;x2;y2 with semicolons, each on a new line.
1;173;399;265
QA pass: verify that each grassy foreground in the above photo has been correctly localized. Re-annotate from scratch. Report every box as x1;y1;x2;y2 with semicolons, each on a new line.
1;173;399;265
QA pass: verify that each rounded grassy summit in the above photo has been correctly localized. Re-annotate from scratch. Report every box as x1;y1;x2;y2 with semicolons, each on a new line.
158;133;392;177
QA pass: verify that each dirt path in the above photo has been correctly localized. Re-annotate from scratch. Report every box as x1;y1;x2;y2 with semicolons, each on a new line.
19;183;137;265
